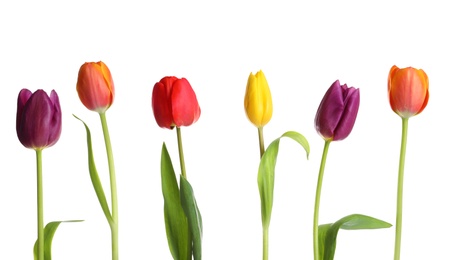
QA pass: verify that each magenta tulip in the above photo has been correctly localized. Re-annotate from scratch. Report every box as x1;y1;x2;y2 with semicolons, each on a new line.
16;89;62;150
314;80;360;141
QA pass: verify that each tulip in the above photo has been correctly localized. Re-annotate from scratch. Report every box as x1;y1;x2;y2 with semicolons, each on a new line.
389;65;429;260
76;61;115;113
388;65;429;118
152;76;201;129
314;80;360;141
244;70;273;128
16;89;62;150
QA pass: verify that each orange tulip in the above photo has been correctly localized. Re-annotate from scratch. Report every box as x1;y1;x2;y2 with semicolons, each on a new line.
388;65;429;118
76;61;115;113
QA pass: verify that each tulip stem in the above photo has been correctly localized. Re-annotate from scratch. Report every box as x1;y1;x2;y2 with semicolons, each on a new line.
263;225;269;260
99;112;118;260
313;140;331;260
36;149;44;260
258;127;265;158
176;127;187;179
394;118;408;260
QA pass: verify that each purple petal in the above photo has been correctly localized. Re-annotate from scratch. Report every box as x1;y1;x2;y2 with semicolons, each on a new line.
334;88;360;140
16;89;32;132
315;80;345;139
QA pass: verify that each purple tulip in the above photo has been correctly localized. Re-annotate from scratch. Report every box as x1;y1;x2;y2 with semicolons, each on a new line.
16;89;62;150
314;80;360;141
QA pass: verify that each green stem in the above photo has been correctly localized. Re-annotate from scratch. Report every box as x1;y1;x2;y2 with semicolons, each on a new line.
36;149;44;260
258;126;267;260
394;118;409;260
258;127;265;158
263;225;269;260
313;140;331;260
176;127;187;179
100;112;118;260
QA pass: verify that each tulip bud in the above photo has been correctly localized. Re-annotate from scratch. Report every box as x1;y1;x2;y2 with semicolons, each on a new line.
76;61;115;113
315;80;360;141
16;89;62;150
244;70;273;128
152;76;201;129
388;65;429;118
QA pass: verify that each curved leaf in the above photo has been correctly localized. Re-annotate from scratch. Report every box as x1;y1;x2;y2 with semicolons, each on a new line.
257;131;310;227
73;114;112;224
318;224;332;260
33;220;83;260
180;175;203;260
161;143;191;260
322;214;392;260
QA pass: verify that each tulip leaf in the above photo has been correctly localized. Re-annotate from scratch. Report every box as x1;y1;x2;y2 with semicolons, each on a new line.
321;214;392;260
180;175;203;260
73;114;112;224
33;220;83;260
318;223;332;260
161;143;192;260
258;131;310;228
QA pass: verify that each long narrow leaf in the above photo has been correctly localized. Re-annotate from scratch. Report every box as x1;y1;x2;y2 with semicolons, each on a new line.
323;214;392;260
161;143;191;260
318;224;332;260
257;131;310;227
33;220;83;260
73;114;112;224
180;175;203;260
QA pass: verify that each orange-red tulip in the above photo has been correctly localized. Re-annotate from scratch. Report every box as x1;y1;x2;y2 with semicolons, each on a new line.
388;65;429;118
76;61;115;113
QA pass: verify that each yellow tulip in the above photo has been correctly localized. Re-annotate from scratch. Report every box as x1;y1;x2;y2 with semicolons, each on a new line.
244;70;273;127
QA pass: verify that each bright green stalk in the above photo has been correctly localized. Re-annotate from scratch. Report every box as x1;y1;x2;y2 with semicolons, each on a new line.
258;126;267;260
263;225;269;260
258;127;265;158
394;118;409;260
36;149;44;260
176;127;187;179
99;112;118;260
313;140;331;260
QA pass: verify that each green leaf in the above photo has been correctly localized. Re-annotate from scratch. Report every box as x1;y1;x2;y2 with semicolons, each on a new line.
322;214;392;260
318;224;332;260
33;220;83;260
73;114;112;224
257;131;310;227
161;143;191;260
180;175;203;260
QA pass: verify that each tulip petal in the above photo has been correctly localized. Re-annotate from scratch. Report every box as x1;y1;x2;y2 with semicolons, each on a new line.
16;88;32;132
171;78;201;127
334;88;360;141
152;82;174;129
315;80;345;140
48;90;62;148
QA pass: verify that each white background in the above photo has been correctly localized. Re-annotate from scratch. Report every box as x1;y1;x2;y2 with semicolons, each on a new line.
1;1;450;259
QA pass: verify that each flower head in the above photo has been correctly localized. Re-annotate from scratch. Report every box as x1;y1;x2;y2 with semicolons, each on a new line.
388;65;429;118
244;70;273;128
76;61;115;113
152;76;201;129
16;89;62;150
315;80;360;141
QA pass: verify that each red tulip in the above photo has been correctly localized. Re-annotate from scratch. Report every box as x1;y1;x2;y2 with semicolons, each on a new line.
16;89;62;150
315;80;360;141
76;61;115;113
152;76;201;129
388;65;429;118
